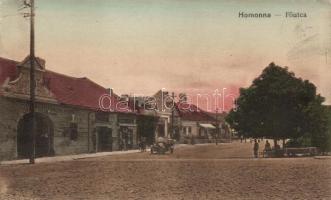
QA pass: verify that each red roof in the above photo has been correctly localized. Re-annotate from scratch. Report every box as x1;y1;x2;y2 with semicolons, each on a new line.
0;57;133;113
176;102;214;121
0;57;19;87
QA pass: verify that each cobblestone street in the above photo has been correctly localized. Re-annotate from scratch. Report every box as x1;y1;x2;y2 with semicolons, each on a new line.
1;141;330;200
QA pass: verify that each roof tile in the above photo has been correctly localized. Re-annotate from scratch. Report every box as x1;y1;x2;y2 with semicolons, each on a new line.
0;57;133;113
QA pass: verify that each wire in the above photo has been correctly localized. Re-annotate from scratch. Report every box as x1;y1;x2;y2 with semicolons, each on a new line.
0;13;22;18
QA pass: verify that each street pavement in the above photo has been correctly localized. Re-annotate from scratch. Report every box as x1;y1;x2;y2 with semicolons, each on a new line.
0;141;330;200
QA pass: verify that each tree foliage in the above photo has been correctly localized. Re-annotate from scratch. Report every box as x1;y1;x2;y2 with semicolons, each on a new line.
226;63;329;149
312;106;331;152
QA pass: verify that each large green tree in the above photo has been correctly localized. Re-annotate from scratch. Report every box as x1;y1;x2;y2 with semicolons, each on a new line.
226;63;329;148
311;106;331;152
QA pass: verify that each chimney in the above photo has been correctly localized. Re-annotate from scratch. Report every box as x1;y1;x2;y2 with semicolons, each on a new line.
107;88;113;97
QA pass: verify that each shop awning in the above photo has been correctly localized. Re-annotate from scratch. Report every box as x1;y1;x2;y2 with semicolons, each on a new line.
199;123;216;129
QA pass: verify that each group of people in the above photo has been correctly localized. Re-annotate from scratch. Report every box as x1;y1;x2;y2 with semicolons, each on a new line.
138;140;147;152
253;139;272;158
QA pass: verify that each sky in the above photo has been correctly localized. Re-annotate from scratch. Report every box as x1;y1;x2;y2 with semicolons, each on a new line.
0;0;330;110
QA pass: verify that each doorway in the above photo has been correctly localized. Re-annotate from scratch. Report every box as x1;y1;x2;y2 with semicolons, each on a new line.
17;112;54;158
97;127;112;152
119;126;133;150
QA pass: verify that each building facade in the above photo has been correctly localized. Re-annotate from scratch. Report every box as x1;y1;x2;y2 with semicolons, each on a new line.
0;56;138;161
0;56;231;161
176;102;231;144
152;90;180;139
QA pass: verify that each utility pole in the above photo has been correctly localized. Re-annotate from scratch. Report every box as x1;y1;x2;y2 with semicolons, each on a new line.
171;92;175;139
26;0;36;164
215;108;218;145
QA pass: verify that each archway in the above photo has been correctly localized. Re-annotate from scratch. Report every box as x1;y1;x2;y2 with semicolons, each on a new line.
17;112;54;158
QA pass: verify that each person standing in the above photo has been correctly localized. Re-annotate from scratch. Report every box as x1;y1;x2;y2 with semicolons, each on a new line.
253;139;259;158
264;140;271;151
263;140;272;157
119;139;124;151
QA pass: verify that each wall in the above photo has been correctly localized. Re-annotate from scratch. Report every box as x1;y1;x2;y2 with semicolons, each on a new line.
0;96;91;160
180;120;219;144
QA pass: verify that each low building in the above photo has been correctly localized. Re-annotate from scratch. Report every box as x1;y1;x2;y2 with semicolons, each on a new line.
205;111;233;142
0;56;138;160
176;102;216;143
176;103;231;144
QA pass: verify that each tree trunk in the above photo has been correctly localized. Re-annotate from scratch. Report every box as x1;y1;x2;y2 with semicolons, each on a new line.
282;139;285;149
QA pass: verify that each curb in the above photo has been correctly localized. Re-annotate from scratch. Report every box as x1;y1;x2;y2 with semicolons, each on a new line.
314;156;331;160
0;149;142;165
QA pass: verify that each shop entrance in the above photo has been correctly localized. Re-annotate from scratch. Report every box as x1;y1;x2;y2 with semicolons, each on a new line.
97;127;112;152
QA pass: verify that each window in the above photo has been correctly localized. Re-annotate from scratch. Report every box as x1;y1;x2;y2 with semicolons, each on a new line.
198;128;205;138
69;123;78;141
188;127;192;134
199;128;202;137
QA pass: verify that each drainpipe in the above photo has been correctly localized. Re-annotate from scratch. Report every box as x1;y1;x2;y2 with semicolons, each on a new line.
215;108;218;145
96;128;98;153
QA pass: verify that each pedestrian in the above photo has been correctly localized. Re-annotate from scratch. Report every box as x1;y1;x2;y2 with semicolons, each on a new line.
253;139;259;158
142;140;146;152
119;139;124;151
264;140;271;151
139;140;146;152
263;140;271;157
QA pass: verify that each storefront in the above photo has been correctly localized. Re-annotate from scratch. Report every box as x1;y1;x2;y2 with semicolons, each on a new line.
198;123;216;140
118;115;137;150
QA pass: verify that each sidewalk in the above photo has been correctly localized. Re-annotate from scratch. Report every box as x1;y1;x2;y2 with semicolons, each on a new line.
0;149;142;165
175;143;230;148
314;156;331;160
0;143;222;165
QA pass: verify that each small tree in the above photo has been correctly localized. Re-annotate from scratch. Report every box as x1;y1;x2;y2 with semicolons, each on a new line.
226;63;328;148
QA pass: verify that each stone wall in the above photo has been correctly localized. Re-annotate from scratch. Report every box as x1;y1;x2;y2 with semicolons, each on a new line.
0;96;92;160
0;96;24;160
0;96;141;161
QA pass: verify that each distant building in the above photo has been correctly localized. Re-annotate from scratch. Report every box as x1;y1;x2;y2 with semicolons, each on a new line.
175;102;216;143
129;90;180;141
131;91;231;144
204;111;232;141
152;90;180;139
